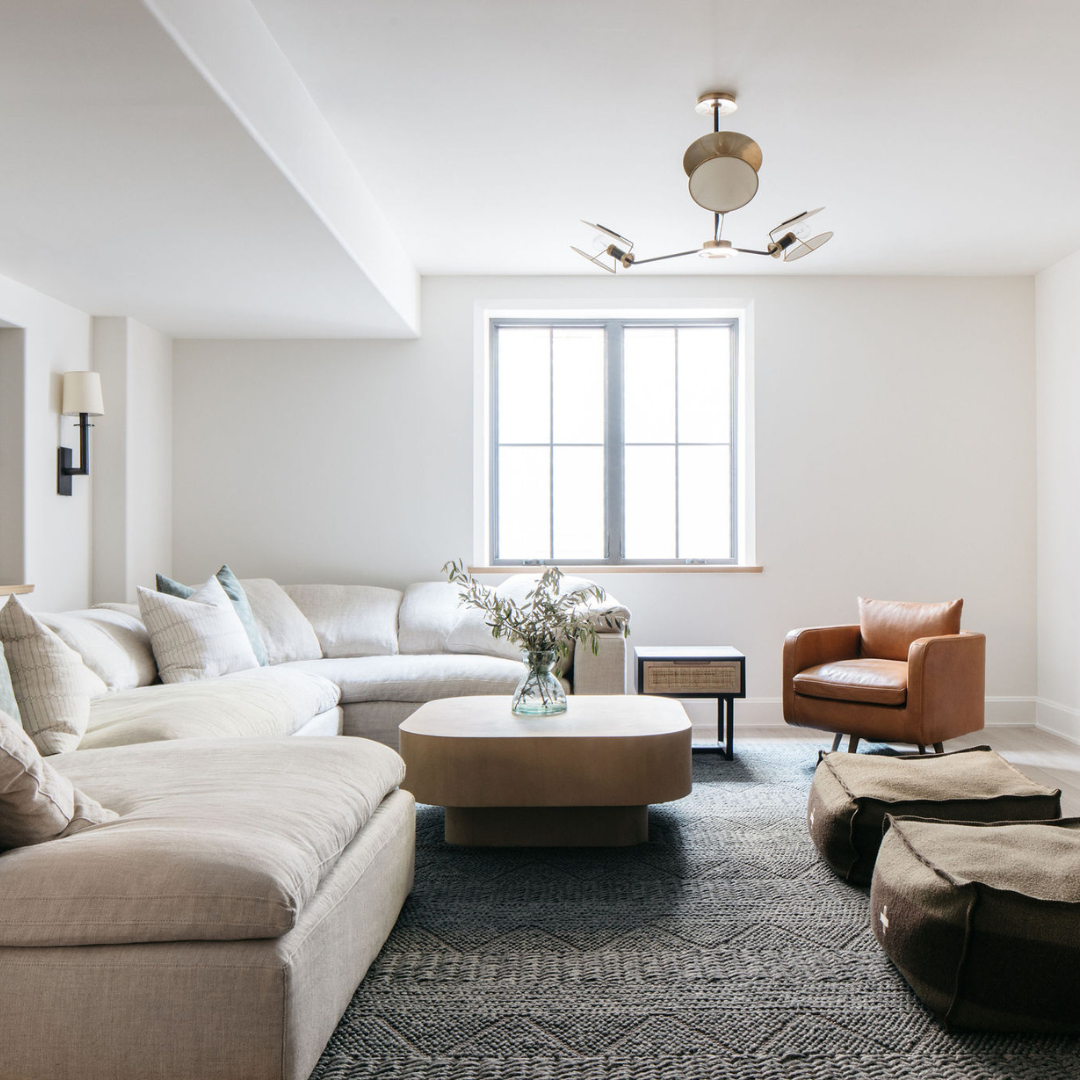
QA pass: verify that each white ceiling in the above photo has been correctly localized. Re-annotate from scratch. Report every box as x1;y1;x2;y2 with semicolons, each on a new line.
251;0;1080;276
2;1;1080;337
0;0;416;337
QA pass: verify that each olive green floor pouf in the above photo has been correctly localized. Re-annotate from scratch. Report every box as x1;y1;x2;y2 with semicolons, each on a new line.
871;816;1080;1032
807;747;1061;885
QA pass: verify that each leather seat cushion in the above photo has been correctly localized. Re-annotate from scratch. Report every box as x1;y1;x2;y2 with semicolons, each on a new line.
794;658;908;706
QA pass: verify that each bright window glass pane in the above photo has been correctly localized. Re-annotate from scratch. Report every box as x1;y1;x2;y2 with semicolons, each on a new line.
624;328;675;443
553;328;604;444
625;445;675;559
677;327;731;443
498;328;550;444
553;447;604;559
498;446;550;559
679;446;731;559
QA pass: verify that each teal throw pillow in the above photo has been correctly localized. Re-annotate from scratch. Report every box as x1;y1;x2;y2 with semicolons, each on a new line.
156;565;269;666
0;641;20;725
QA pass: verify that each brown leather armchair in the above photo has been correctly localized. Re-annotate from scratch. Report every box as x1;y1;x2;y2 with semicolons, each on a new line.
783;597;985;753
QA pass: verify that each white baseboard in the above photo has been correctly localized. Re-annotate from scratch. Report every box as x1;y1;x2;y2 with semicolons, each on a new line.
1035;698;1080;746
694;696;1038;729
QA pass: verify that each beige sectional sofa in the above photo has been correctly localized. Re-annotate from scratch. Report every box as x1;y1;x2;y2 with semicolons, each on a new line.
0;574;628;1080
61;578;627;750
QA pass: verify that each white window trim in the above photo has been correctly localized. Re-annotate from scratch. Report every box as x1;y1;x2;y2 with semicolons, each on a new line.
472;298;757;569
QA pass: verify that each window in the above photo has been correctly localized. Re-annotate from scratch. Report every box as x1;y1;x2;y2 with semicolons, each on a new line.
489;316;743;565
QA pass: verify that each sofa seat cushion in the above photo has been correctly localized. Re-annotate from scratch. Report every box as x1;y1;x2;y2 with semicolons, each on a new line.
794;658;908;706
0;736;404;946
871;816;1080;1031
281;654;529;704
79;668;340;750
808;747;1061;885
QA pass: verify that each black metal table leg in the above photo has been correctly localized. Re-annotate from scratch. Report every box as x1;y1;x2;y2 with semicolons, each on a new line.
723;697;734;761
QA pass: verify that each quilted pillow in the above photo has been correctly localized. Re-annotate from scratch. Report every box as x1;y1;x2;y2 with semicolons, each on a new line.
137;577;259;684
0;708;116;850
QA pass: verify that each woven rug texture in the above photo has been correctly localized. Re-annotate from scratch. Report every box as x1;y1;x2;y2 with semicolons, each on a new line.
309;746;1080;1079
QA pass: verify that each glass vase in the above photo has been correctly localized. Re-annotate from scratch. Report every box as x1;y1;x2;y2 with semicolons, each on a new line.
511;649;567;716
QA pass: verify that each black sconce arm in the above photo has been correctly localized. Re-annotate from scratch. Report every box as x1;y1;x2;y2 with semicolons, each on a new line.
57;413;92;496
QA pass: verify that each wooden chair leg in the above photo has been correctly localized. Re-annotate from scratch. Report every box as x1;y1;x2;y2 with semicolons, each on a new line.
830;733;843;753
933;742;945;754
848;735;860;754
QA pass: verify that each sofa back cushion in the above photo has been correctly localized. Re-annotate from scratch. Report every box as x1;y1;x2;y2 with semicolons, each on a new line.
40;609;157;693
0;709;117;850
858;596;963;662
284;584;402;658
398;582;466;655
238;579;323;664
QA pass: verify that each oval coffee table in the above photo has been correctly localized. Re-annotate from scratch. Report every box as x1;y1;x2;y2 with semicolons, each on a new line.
399;695;692;846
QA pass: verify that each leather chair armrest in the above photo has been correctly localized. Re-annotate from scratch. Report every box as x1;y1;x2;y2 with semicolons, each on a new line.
782;624;861;721
906;631;986;743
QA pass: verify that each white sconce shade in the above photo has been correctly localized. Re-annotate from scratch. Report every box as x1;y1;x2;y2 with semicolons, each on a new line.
61;371;105;417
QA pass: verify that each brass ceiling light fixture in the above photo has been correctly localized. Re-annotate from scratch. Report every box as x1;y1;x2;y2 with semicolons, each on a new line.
572;91;833;272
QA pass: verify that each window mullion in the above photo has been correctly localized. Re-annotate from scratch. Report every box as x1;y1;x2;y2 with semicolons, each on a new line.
606;321;625;564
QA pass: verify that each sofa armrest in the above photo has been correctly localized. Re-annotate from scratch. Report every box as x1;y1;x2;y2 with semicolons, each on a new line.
572;633;628;695
907;631;985;743
782;624;861;722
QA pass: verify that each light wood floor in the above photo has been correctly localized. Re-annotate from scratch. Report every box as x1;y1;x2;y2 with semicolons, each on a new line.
707;724;1080;815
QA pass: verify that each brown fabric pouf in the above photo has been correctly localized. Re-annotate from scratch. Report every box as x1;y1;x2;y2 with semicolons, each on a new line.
871;816;1080;1032
807;747;1060;885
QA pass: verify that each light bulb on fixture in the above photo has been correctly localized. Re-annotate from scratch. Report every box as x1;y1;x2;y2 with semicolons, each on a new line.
699;240;738;259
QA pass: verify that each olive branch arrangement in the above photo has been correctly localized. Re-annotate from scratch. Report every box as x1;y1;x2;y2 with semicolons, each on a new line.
443;559;627;659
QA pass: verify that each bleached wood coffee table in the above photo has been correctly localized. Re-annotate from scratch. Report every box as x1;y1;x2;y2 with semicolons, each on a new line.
399;695;692;847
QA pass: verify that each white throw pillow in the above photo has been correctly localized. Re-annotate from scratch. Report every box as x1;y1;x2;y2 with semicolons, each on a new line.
0;708;117;849
0;596;105;755
238;578;323;664
137;577;259;684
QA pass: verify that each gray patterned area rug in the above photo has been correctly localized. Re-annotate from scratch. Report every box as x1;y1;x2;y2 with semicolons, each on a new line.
310;746;1079;1079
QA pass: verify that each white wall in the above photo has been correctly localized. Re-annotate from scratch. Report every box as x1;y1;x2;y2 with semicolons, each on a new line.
1035;247;1080;742
92;316;173;603
173;274;1036;720
0;271;94;610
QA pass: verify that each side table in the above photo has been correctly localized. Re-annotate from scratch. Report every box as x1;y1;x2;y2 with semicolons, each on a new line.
635;646;745;760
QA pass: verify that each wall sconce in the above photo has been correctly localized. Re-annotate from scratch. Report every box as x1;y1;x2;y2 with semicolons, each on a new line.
57;371;104;496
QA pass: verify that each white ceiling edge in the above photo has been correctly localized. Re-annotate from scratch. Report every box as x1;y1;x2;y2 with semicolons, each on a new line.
142;0;420;337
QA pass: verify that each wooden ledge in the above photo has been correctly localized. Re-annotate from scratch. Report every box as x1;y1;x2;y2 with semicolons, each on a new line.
0;584;33;596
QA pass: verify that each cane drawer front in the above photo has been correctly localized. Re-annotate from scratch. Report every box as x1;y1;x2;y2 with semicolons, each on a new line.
641;660;742;696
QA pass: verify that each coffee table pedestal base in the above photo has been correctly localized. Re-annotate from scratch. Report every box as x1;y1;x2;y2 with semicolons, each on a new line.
445;805;647;847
